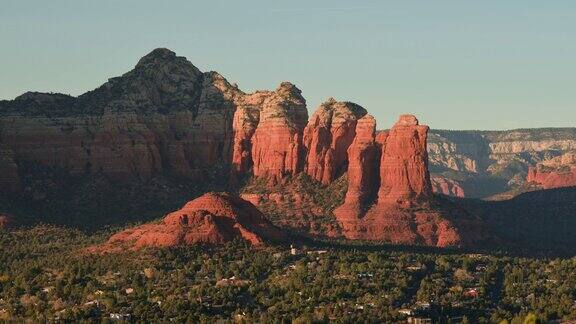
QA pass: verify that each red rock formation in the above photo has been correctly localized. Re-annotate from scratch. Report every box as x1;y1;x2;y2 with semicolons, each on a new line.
89;192;285;253
0;49;311;192
378;114;432;206
526;152;576;189
431;176;465;197
334;115;468;247
303;98;367;185
231;104;260;174
333;115;379;225
342;206;461;246
250;82;308;183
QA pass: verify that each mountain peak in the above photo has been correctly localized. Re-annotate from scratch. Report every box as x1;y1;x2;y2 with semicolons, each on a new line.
134;48;202;77
136;48;177;66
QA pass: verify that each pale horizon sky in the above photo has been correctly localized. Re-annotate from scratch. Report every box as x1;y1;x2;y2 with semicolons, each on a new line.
1;0;575;130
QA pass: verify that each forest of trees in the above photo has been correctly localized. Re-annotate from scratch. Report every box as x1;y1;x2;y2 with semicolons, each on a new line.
1;225;575;322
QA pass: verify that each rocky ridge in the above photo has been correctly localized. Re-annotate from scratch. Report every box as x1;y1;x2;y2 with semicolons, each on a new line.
0;48;308;191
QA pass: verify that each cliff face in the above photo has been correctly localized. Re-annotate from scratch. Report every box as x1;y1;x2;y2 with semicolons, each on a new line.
526;151;576;189
377;115;432;206
333;115;478;247
89;192;285;253
303;99;367;185
250;83;308;183
0;49;309;192
431;176;465;197
332;115;379;225
428;128;576;198
0;49;235;185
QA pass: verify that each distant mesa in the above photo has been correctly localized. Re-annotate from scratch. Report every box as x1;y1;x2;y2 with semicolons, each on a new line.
527;151;576;190
88;193;286;253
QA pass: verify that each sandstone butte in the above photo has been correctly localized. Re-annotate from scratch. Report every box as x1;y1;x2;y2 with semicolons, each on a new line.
333;115;478;247
88;193;286;253
526;151;576;189
303;98;367;185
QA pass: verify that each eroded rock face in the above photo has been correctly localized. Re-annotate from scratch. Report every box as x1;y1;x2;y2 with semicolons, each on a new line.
0;49;311;191
0;49;240;184
431;176;465;197
378;115;432;206
526;152;576;189
0;47;494;249
250;83;308;183
231;99;261;174
88;192;285;253
334;115;470;247
333;115;378;225
303;98;367;185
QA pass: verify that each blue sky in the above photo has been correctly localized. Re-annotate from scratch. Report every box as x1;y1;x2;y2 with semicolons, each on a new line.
1;0;575;130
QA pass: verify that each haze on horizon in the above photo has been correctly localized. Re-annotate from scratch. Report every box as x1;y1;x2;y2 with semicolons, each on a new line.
1;0;575;130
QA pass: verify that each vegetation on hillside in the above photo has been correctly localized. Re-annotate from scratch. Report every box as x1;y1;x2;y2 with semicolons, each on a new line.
1;226;575;322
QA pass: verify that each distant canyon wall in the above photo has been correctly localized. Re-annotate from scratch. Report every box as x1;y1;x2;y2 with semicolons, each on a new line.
428;129;576;198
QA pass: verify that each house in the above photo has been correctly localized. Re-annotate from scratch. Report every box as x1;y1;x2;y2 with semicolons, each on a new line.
84;300;99;307
307;250;328;255
407;316;433;324
290;244;299;255
110;313;131;321
399;308;414;316
42;287;54;293
475;265;488;271
216;276;251;287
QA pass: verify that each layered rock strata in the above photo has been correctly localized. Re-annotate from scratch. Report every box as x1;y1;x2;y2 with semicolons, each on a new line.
526;151;576;189
0;49;308;191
